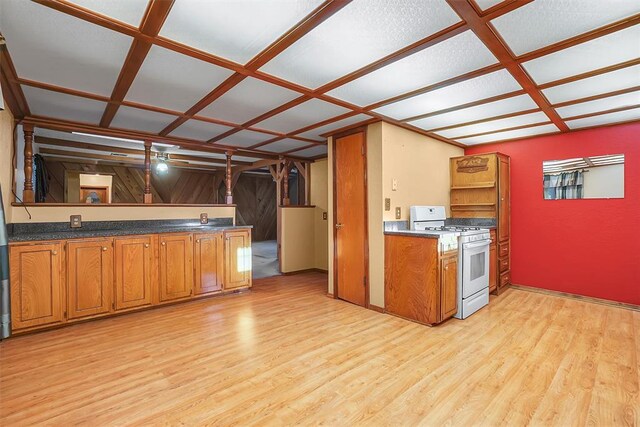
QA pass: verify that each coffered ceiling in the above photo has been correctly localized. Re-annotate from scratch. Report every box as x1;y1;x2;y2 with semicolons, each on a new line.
1;0;639;162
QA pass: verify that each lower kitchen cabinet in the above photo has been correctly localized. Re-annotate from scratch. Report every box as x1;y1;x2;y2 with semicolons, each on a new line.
9;242;65;330
67;239;113;320
159;234;193;302
440;251;458;320
224;229;252;290
194;232;224;295
489;230;497;293
114;235;153;311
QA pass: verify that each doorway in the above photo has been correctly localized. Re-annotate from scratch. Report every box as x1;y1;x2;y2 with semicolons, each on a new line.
333;130;368;307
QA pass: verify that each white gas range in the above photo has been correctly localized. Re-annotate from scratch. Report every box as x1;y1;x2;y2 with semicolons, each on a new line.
410;206;491;319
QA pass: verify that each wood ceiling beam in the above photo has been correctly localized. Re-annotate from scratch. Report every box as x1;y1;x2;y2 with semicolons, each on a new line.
0;45;30;118
100;0;175;127
562;104;640;122
427;107;542;133
550;86;640;109
451;120;552;140
445;1;568;132
40;153;223;172
538;58;640;90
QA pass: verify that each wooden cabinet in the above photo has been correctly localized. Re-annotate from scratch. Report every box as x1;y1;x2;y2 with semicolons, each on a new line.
158;234;193;302
194;232;224;295
440;252;458;320
451;153;510;292
67;239;113;320
114;236;153;310
9;242;64;330
224;229;252;290
384;234;457;326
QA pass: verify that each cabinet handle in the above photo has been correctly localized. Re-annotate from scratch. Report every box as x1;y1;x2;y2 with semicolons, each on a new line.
51;250;58;255
144;243;150;248
102;247;108;251
161;242;166;246
196;239;200;243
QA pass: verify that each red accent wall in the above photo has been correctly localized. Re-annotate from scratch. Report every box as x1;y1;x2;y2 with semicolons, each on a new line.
465;123;640;305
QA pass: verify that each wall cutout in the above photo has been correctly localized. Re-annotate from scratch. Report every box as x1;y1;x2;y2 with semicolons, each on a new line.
542;154;624;200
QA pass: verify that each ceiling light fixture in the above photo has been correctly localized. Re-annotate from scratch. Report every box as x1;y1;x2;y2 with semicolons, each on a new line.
156;153;169;174
72;132;143;144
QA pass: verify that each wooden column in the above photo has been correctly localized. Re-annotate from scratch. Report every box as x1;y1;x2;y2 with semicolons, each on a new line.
22;124;35;203
225;151;233;204
143;140;152;204
282;159;290;206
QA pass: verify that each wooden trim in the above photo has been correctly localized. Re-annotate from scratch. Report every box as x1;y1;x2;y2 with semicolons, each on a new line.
22;124;35;203
279;205;316;209
0;46;30;117
551;86;640;109
563;104;640;122
450;120;552;140
12;202;236;207
428;108;542;133
281;268;328;276
143;140;152;203
368;304;384;313
538;58;640;90
510;284;640;312
321;119;379;138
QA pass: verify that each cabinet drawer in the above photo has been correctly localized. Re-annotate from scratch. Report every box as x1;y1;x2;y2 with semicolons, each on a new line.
498;242;509;258
499;257;509;273
499;271;510;288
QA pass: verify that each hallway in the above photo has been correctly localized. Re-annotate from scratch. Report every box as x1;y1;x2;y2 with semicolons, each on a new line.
252;240;280;279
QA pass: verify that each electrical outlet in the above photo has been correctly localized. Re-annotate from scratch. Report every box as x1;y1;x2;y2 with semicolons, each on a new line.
70;215;82;228
200;213;208;224
385;198;391;211
392;178;398;191
322;212;327;220
395;207;401;219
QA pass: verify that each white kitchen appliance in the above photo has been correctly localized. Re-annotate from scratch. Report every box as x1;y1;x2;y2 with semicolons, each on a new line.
409;206;491;319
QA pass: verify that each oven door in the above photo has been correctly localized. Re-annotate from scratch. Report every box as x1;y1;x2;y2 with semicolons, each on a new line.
461;240;490;298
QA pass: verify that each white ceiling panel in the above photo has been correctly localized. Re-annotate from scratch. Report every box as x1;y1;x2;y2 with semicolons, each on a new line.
0;0;132;96
33;128;146;150
160;0;323;64
173;149;260;163
555;91;640;118
254;99;351;133
111;106;177;133
68;0;149;26
215;130;274;148
566;107;640;129
261;0;461;88
457;124;560;145
126;46;235;112
23;86;107;125
374;70;523;120
199;78;299;124
289;145;328;158
491;0;640;56
168;119;233;141
296;113;372;140
409;94;539;130
436;111;550;138
543;65;640;104
474;0;504;11
522;25;640;85
259;139;311;153
327;31;498;106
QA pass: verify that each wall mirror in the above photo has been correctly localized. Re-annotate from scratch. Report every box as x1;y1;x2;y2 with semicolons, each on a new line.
543;154;624;200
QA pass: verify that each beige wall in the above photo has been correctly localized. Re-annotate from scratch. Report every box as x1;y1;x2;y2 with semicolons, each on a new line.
0;108;14;224
279;207;316;273
310;159;328;270
327;122;464;306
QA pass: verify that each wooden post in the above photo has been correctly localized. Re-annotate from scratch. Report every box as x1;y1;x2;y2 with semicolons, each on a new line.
305;161;311;206
282;158;290;206
143;140;153;203
22;124;35;203
225;151;233;204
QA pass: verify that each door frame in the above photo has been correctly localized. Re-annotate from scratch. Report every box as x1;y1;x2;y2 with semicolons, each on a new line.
331;126;370;308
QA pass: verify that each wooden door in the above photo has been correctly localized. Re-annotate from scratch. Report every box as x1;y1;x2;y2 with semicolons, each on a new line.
489;238;497;293
159;234;193;301
114;236;152;310
194;232;224;295
224;229;252;290
440;253;458;320
334;131;367;307
498;156;510;242
67;239;113;319
9;243;64;330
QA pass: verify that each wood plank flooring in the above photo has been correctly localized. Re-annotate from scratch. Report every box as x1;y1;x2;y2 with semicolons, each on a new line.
0;272;638;425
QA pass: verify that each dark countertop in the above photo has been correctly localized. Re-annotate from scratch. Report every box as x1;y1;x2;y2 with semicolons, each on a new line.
7;218;252;242
384;230;440;239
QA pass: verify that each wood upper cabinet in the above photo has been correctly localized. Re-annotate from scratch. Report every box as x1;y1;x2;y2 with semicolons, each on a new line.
194;232;224;295
9;242;64;330
158;233;193;302
224;229;252;290
67;239;113;320
498;156;510;243
114;236;153;310
440;252;458;320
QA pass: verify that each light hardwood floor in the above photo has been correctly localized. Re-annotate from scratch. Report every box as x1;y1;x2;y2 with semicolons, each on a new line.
0;272;638;426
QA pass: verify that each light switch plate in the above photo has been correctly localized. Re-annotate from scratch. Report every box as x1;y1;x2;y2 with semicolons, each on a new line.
70;215;82;228
392;178;398;191
322;212;327;220
385;198;391;211
200;213;208;224
395;207;401;219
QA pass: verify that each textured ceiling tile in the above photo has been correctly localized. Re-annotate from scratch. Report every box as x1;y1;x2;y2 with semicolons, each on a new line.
23;86;107;125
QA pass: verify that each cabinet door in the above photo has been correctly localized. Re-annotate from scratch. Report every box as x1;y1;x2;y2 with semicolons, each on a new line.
10;243;64;330
440;254;458;321
194;233;223;295
159;234;193;302
114;236;152;310
67;239;113;320
498;156;510;242
224;230;252;290
489;242;497;293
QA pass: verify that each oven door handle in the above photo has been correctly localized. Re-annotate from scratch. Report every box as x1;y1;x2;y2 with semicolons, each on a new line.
463;241;490;250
